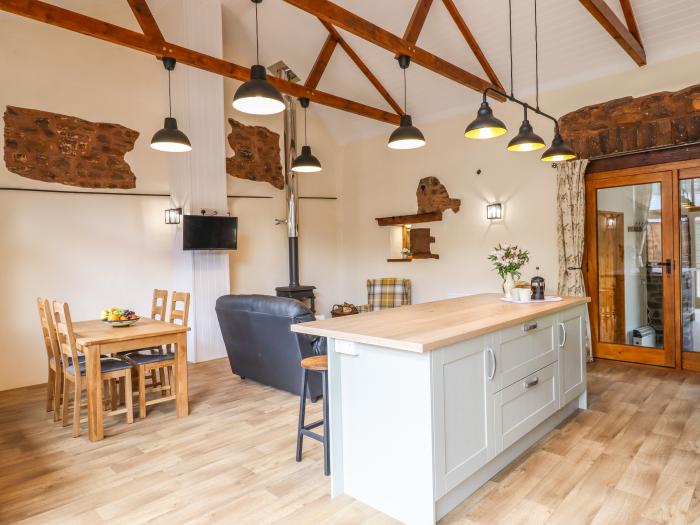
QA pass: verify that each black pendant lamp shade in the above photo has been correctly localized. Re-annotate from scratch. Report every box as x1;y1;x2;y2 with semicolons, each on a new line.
464;99;507;139
388;55;425;150
151;57;192;153
232;0;285;115
541;130;576;162
506;110;545;152
292;98;322;173
388;114;426;150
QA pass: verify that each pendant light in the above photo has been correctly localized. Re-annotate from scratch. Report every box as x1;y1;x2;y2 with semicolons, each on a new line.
292;98;322;173
464;96;507;139
388;55;425;150
232;0;285;115
538;0;576;162
507;107;545;151
151;57;192;153
541;129;576;161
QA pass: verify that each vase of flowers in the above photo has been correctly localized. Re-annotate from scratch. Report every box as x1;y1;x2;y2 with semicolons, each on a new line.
400;248;411;260
488;243;530;298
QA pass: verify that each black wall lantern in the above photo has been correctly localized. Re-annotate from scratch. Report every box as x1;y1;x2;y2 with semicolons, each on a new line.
164;207;182;225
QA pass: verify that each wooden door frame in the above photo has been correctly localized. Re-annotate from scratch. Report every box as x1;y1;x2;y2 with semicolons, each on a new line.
677;164;700;372
585;158;700;371
585;169;676;367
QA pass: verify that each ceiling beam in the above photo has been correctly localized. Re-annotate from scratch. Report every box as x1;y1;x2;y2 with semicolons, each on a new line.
619;0;642;46
395;0;433;58
579;0;646;66
305;34;338;89
283;0;504;100
0;0;401;125
321;20;404;116
126;0;164;41
441;0;503;91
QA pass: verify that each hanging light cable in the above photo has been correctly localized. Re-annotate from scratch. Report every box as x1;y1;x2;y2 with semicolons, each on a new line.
151;57;192;153
232;0;285;115
388;55;425;149
292;98;322;173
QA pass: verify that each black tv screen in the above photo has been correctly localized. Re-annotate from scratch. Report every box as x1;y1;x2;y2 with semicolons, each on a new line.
183;215;238;251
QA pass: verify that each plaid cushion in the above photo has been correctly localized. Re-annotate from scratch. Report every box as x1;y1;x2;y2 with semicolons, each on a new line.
366;278;411;311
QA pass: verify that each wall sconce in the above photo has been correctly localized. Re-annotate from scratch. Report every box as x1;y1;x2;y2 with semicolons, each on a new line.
486;203;503;220
165;207;182;225
605;215;617;229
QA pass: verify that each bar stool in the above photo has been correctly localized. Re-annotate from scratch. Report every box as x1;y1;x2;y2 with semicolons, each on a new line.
296;355;330;476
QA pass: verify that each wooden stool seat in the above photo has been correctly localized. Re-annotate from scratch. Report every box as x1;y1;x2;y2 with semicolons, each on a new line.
300;355;328;372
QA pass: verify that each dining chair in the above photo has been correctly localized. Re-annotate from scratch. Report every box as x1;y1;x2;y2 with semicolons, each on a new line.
37;297;64;421
128;291;190;419
52;301;134;437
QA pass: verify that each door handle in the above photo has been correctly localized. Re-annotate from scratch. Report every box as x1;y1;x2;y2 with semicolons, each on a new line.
487;347;496;381
652;259;672;274
523;377;539;389
559;322;567;348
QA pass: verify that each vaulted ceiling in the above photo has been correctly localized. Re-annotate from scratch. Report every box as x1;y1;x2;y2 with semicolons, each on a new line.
4;0;700;143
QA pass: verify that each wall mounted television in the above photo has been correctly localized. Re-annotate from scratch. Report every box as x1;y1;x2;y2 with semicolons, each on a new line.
182;215;238;251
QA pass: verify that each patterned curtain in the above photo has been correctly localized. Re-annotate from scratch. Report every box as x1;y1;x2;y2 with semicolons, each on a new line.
556;159;592;360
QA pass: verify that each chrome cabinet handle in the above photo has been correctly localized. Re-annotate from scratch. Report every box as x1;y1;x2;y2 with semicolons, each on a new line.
487;347;496;381
559;322;567;348
523;321;538;332
523;377;539;389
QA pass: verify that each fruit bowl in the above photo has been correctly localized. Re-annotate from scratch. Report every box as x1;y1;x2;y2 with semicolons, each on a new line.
102;318;140;327
100;308;139;328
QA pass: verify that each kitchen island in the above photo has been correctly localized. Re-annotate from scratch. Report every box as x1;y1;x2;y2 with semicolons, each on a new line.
292;293;590;524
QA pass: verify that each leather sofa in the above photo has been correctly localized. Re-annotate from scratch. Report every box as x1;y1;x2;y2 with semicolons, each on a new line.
215;294;326;401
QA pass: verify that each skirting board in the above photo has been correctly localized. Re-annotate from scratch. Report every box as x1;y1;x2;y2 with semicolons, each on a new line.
435;393;584;521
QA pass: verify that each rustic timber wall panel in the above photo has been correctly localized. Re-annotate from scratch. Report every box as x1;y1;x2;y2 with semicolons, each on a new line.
3;106;139;189
416;176;461;214
559;83;700;159
226;118;283;190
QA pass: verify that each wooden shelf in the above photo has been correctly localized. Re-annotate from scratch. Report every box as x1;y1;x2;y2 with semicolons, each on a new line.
387;258;413;263
375;211;443;226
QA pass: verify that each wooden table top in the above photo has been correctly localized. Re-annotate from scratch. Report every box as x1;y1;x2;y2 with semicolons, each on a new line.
292;293;590;352
73;318;189;347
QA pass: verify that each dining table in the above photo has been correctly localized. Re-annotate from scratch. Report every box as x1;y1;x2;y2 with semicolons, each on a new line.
72;317;190;441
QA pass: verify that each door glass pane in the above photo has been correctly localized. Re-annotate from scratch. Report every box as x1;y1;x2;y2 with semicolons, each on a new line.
680;178;700;352
596;183;663;348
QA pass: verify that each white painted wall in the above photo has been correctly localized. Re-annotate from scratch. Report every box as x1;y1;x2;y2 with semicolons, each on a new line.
0;14;173;391
335;52;700;308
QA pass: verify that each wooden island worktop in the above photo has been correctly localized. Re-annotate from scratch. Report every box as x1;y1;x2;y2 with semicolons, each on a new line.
292;293;590;352
291;293;591;525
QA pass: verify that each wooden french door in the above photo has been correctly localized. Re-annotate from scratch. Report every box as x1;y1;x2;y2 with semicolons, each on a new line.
586;169;676;367
586;158;700;371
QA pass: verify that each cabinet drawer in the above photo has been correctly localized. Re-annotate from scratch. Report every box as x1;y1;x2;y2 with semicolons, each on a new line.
492;314;556;392
494;363;558;453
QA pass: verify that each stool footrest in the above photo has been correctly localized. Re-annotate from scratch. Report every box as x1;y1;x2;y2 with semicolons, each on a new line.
303;420;323;431
300;428;324;443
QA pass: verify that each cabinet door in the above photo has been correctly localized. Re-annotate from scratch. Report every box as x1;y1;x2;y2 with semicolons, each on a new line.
558;306;586;406
432;336;495;498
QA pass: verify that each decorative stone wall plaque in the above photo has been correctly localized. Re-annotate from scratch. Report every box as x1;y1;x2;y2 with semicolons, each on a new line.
226;118;283;190
416;176;461;214
559;83;700;159
3;106;139;189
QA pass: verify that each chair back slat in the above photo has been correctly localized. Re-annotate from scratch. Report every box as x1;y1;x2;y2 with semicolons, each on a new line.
151;289;168;321
37;298;61;365
168;292;190;327
52;301;82;374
